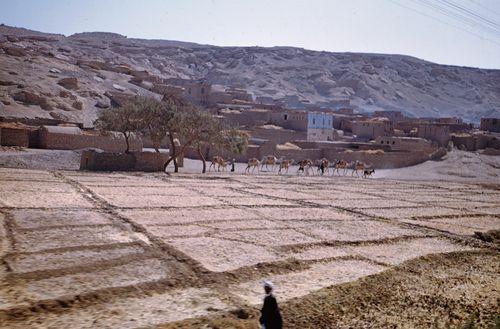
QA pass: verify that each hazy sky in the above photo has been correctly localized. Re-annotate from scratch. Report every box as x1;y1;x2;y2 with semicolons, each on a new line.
1;0;500;69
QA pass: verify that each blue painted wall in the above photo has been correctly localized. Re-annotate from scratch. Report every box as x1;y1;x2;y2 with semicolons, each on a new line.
307;112;333;129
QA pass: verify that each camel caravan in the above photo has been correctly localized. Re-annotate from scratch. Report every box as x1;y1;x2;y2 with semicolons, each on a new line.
210;155;375;178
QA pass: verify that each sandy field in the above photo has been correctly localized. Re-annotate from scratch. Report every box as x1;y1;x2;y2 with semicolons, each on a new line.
0;167;499;328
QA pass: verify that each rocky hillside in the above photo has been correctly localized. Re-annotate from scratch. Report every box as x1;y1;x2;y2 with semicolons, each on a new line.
1;24;499;126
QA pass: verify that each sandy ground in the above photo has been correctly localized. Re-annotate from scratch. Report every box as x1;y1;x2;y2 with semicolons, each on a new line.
0;166;498;328
377;149;500;184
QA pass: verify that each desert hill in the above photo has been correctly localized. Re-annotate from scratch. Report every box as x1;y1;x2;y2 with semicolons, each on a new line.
0;24;499;127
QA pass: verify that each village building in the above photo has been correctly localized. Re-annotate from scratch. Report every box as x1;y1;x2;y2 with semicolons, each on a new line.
373;110;405;122
307;112;334;141
0;122;37;148
269;110;308;131
151;84;185;99
219;108;271;127
184;80;211;104
374;136;433;151
417;123;451;146
480;118;500;133
451;131;500;151
352;118;394;141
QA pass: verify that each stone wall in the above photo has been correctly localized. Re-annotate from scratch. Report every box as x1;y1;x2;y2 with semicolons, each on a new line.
182;139;436;169
417;124;451;146
322;149;433;169
352;121;393;140
269;111;308;131
374;136;433;152
220;109;271;127
0;128;30;147
293;140;384;151
250;127;306;144
39;126;142;152
452;134;500;151
80;151;169;172
275;148;323;161
184;144;261;164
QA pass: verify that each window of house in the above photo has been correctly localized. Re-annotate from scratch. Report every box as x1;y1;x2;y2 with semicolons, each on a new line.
201;87;205;94
313;119;316;125
392;141;395;144
284;114;288;120
188;88;191;94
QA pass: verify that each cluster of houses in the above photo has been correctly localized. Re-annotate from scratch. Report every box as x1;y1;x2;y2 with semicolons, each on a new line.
212;104;499;168
1;77;499;170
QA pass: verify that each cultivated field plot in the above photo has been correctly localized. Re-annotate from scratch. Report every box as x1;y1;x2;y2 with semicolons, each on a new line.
0;168;498;328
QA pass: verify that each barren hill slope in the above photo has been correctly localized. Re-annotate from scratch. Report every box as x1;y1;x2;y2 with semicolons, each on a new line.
1;24;499;126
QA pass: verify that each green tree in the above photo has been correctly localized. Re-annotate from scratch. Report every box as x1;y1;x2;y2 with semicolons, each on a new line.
163;105;198;172
134;96;177;153
94;102;142;153
163;106;249;174
193;111;226;173
221;128;249;156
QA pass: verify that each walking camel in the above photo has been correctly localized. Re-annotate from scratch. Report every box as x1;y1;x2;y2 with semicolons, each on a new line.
260;155;278;172
332;160;349;176
208;156;228;172
278;159;294;174
297;159;313;175
245;158;260;174
352;161;366;177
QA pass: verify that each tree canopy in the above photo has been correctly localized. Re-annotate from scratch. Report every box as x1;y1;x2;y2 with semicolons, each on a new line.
94;101;143;153
95;95;248;173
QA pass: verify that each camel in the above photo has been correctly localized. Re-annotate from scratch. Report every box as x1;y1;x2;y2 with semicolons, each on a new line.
245;158;260;174
352;161;366;177
315;158;330;176
278;159;294;174
297;159;313;175
208;156;228;172
260;155;278;172
332;160;349;176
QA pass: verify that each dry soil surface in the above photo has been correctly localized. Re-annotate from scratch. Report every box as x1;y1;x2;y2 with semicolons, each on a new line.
0;167;499;328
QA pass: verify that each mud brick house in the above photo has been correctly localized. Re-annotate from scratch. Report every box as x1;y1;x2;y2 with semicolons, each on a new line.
0;123;38;148
0;127;30;147
417;123;451;146
250;125;306;144
352;118;394;141
373;110;405;122
375;136;433;152
270;110;308;131
185;80;211;104
224;87;254;103
39;126;142;152
219;108;271;127
269;110;335;141
480;118;500;133
152;84;185;99
452;132;500;151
